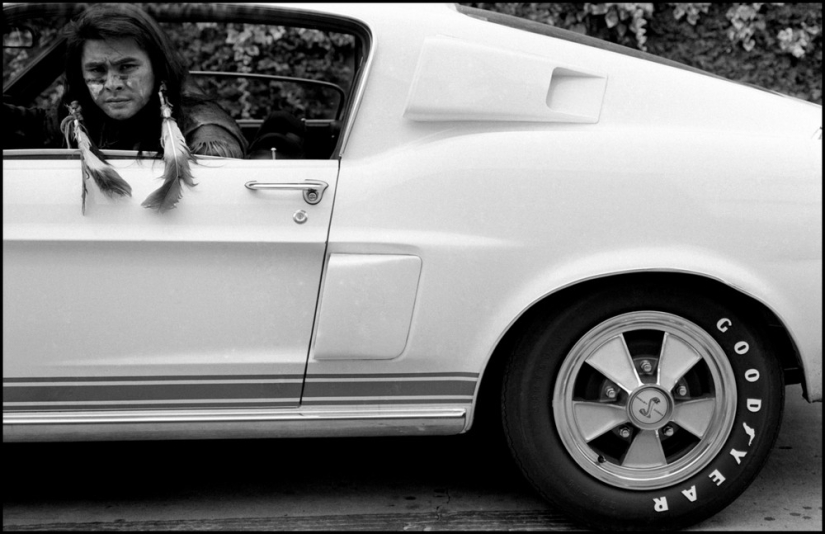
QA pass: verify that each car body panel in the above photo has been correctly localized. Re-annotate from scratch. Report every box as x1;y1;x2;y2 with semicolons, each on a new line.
3;158;339;411
306;3;821;399
2;3;821;445
403;36;607;123
313;254;422;360
319;126;821;400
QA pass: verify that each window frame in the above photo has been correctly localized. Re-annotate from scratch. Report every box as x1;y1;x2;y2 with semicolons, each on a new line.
2;2;374;160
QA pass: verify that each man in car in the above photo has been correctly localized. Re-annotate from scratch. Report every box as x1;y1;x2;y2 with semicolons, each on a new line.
3;3;246;158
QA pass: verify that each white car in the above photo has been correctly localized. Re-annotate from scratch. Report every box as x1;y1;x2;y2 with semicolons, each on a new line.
3;3;821;530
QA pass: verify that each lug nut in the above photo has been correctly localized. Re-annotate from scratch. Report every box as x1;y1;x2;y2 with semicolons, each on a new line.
677;385;688;396
662;425;675;437
605;387;617;399
618;427;632;439
640;360;653;374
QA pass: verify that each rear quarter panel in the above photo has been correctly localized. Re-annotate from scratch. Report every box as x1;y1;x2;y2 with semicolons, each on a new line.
318;5;822;402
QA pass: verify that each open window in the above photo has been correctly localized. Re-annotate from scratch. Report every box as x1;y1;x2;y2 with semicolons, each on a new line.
3;3;370;160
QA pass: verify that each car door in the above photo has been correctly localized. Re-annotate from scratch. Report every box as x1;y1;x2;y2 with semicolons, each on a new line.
3;152;337;412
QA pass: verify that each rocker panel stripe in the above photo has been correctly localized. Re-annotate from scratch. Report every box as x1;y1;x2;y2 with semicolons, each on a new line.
2;375;305;383
3;373;480;412
3;383;301;403
3;400;299;412
302;380;476;397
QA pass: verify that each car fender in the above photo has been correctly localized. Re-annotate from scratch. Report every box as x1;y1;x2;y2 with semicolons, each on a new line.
479;247;822;410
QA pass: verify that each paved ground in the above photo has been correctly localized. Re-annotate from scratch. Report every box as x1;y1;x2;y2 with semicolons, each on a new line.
684;384;822;531
3;384;820;531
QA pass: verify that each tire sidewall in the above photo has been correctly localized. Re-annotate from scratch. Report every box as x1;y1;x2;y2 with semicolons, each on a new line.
503;284;784;530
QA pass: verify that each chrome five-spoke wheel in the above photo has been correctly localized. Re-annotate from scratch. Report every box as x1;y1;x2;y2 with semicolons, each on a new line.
553;311;737;489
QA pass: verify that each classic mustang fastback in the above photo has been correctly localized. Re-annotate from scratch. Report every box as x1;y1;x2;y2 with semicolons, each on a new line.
3;3;821;530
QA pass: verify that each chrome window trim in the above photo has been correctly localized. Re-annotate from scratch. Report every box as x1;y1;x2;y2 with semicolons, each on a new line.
334;16;373;159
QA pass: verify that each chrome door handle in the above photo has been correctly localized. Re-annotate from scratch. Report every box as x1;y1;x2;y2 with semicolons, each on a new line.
244;180;329;205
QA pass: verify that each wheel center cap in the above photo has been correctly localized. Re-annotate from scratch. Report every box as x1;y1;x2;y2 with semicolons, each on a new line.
628;386;672;430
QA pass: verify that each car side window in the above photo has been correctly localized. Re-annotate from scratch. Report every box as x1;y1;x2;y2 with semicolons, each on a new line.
165;21;356;159
3;3;365;160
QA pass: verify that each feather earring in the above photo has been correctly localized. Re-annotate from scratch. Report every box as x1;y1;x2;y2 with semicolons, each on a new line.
141;81;196;213
60;101;132;214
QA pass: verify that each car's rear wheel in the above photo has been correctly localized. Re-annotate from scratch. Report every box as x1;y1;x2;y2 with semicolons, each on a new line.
501;282;784;530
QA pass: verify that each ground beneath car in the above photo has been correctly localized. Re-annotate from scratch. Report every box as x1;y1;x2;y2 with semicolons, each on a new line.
3;385;820;531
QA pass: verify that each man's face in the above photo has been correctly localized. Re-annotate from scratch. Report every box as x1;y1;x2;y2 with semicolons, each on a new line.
81;38;155;120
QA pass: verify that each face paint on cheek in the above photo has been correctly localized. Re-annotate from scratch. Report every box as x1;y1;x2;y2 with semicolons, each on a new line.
121;77;140;96
132;74;153;104
86;79;104;98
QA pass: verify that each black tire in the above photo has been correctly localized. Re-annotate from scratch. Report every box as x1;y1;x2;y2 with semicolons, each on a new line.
502;281;784;531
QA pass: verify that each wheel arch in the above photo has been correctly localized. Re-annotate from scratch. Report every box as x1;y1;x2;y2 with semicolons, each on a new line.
471;271;805;432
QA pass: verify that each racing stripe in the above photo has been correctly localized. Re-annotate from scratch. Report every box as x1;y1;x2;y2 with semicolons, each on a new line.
301;373;478;405
3;400;299;411
302;380;475;397
4;383;300;402
3;375;302;411
2;373;479;411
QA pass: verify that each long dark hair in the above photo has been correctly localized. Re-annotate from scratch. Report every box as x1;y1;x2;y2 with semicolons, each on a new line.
61;3;199;151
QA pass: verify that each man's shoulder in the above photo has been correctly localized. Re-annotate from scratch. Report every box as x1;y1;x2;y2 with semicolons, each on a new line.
182;100;233;133
181;99;248;153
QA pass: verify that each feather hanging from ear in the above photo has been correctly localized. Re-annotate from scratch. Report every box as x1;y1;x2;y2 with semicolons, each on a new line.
59;101;132;215
141;81;197;213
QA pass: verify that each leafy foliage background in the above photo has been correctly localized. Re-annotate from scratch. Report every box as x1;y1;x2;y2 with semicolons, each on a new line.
463;3;822;104
160;20;354;120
